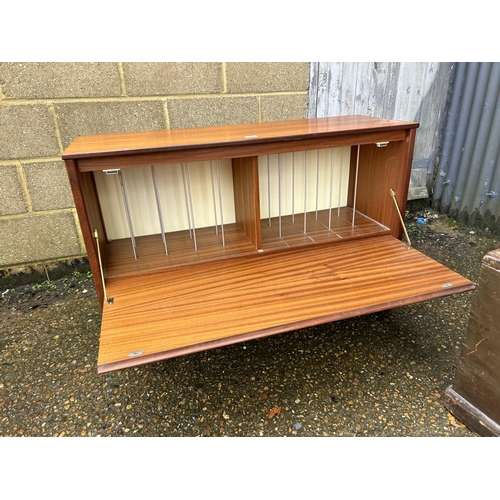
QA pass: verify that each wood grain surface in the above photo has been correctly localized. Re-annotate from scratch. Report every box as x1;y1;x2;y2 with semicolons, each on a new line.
62;116;419;161
97;234;475;372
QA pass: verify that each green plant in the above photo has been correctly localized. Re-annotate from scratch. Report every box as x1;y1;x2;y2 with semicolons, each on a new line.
31;280;56;291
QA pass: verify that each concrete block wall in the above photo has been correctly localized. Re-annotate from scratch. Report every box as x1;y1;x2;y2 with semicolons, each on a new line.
0;62;310;273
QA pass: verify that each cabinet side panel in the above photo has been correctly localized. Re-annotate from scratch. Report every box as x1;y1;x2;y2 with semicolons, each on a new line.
348;129;415;239
64;159;106;308
232;157;261;248
451;252;500;425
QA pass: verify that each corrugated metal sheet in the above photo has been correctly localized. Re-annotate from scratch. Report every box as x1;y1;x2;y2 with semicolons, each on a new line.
308;62;454;199
432;62;500;231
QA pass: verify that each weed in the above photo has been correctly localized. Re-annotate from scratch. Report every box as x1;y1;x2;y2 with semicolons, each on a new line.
31;280;57;291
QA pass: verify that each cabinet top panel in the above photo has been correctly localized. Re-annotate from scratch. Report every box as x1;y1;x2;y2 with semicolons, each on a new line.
62;115;419;160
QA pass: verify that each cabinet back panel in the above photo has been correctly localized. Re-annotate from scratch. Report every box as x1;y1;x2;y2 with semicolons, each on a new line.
94;148;352;241
94;159;235;240
259;147;351;219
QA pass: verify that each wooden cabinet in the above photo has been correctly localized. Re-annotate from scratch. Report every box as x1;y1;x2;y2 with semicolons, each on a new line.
62;116;475;373
444;249;500;436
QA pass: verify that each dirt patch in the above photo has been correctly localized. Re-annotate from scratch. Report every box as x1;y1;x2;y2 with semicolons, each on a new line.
1;204;499;437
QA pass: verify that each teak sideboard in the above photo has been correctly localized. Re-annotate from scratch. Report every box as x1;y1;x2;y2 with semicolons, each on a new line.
62;116;475;373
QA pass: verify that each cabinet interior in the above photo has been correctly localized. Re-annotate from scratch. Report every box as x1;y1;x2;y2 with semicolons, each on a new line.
92;145;390;279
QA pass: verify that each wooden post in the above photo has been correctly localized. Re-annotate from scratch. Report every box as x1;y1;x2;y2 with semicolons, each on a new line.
444;248;500;436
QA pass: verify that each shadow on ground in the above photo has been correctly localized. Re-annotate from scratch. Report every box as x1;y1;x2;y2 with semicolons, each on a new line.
1;204;498;436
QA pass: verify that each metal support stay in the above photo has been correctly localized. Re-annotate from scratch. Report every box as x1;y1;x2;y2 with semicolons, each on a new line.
151;165;168;255
117;170;137;261
351;145;360;227
182;163;198;251
94;229;113;305
390;188;412;248
216;160;225;246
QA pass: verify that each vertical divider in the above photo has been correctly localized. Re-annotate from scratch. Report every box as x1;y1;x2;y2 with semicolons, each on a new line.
352;145;361;227
329;148;335;230
151;165;168;255
232;156;261;249
117;170;137;261
278;154;282;238
184;163;198;252
315;150;320;220
216;160;225;247
181;163;193;240
338;147;344;217
304;150;308;235
267;155;271;227
210;161;219;236
292;152;295;224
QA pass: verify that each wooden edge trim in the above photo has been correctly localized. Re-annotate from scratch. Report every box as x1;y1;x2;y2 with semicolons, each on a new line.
76;130;407;172
64;159;105;307
443;386;500;437
97;283;475;374
62;119;419;160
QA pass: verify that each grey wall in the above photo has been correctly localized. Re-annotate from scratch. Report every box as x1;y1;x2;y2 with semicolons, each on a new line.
432;62;500;232
308;62;455;200
0;62;310;272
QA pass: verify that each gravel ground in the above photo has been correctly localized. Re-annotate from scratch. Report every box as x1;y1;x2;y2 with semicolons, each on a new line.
1;204;498;437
